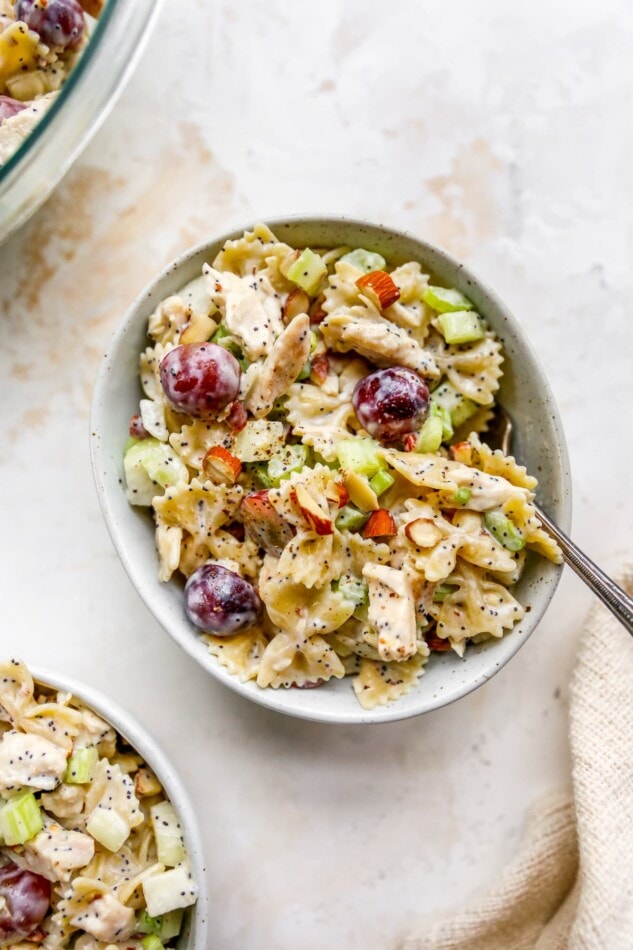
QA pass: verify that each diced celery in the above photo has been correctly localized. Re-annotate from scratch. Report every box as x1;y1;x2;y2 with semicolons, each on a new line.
250;463;275;489
137;910;162;935
141;936;165;950
86;808;130;852
309;331;319;353
142;866;198;918
452;487;472;506
369;469;395;496
335;506;370;532
150;802;185;868
124;439;189;506
124;435;140;454
428;398;454;442
0;792;43;845
423;285;474;313
65;747;98;785
414;415;444;453
297;360;311;381
158;909;184;940
334;576;368;606
211;324;239;354
430;382;478;429
435;310;485;345
483;510;526;552
433;583;458;603
267;444;310;485
287;248;327;295
339;248;387;273
336;439;386;478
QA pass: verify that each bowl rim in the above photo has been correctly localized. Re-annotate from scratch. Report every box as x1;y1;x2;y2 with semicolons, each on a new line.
29;664;209;948
90;214;572;725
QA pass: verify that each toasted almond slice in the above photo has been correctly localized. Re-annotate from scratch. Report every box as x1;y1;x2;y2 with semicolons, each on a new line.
364;508;397;539
293;484;334;535
310;353;330;385
426;635;452;652
325;480;349;508
135;767;162;797
404;518;443;547
309;295;327;325
179;311;217;345
202;446;242;483
343;470;380;512
450;441;473;464
282;288;310;324
355;270;401;310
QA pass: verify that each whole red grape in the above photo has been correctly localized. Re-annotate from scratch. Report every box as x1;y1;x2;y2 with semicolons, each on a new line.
159;343;241;418
15;0;85;50
352;367;429;443
184;563;263;635
0;862;51;944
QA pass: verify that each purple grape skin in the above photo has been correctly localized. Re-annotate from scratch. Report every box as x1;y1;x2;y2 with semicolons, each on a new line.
0;96;26;124
15;0;85;50
0;862;51;943
184;563;263;636
352;367;430;443
159;343;241;419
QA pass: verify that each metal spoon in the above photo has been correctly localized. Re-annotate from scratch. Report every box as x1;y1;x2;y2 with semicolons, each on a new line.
488;408;633;636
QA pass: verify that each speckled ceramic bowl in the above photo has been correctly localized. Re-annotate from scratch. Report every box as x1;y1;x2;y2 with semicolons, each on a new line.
32;666;208;947
90;217;572;724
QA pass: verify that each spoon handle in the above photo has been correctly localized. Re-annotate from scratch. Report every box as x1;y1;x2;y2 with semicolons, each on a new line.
535;503;633;636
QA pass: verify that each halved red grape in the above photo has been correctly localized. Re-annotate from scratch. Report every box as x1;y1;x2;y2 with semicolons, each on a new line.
15;0;85;50
159;343;241;419
352;367;429;443
0;96;26;124
184;563;262;635
0;862;51;944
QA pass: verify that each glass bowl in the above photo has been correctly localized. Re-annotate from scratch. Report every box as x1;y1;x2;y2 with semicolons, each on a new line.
0;0;163;244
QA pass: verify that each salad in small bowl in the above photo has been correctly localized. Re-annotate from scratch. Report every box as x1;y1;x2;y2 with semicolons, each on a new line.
91;218;571;724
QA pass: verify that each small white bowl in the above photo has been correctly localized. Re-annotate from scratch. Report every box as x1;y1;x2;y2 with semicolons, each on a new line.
91;216;572;724
32;666;208;948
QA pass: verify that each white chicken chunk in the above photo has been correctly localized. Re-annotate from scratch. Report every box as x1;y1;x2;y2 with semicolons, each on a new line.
203;265;284;359
20;823;95;882
245;313;311;418
70;892;135;943
0;730;67;792
321;310;439;379
40;782;86;819
363;563;417;662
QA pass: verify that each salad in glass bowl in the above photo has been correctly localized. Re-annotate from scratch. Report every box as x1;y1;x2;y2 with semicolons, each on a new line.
119;223;562;712
0;659;199;948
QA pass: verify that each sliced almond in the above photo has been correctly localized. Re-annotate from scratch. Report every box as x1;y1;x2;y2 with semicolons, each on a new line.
364;508;397;539
293;484;333;536
309;295;327;325
282;288;310;324
202;446;242;483
343;470;380;512
179;311;217;345
450;441;473;465
134;767;162;797
404;518;442;548
355;270;401;310
325;480;349;507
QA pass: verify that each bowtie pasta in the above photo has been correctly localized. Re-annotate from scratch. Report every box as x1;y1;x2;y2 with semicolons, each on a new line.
0;659;198;948
123;224;562;710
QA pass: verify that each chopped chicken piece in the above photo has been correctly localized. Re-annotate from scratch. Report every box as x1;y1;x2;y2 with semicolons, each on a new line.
321;310;439;379
203;266;283;359
0;731;67;792
363;563;417;661
73;710;116;759
40;783;86;819
245;313;311;418
21;823;95;882
70;892;135;943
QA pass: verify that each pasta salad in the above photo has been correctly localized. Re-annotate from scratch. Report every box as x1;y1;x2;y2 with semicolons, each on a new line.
0;659;197;948
123;224;561;710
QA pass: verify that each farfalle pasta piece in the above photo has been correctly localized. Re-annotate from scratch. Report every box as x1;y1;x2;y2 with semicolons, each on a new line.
155;523;183;582
383;261;433;333
429;560;524;644
205;628;269;682
266;463;335;530
502;493;563;563
168;420;233;471
139;342;174;403
147;295;189;346
460;432;538;491
277;530;349;589
352;654;426;710
212;222;295;292
153;479;243;541
258;557;356;635
256;630;345;688
433;333;503;406
285;361;366;460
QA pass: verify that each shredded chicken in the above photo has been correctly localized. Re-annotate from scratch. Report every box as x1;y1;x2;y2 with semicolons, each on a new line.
70;893;135;943
245;313;311;418
40;783;86;819
321;309;439;379
0;730;67;792
203;265;283;359
363;563;417;662
19;823;95;882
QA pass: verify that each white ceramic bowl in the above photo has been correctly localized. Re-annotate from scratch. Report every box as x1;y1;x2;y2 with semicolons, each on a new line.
91;216;572;724
32;666;208;948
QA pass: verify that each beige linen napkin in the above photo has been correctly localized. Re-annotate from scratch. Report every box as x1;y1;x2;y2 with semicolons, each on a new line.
403;568;633;950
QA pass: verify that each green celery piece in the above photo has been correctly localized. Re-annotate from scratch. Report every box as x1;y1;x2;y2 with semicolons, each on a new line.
124;435;140;454
297;360;311;381
141;936;165;950
414;415;444;453
423;285;474;313
309;331;318;353
86;808;129;852
251;463;275;488
483;510;526;552
435;310;485;345
334;576;368;606
267;444;310;485
339;248;387;273
287;248;327;294
211;325;245;363
430;382;478;429
150;802;186;867
137;911;162;936
336;438;386;478
452;487;472;506
0;792;43;845
65;746;98;784
429;398;454;441
126;439;189;491
433;583;458;603
369;469;395;496
158;909;184;941
335;506;370;532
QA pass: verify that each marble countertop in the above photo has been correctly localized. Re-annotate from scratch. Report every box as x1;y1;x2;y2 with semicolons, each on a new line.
1;1;632;947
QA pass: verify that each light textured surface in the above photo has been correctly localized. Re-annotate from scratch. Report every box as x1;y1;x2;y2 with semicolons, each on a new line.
0;1;631;947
